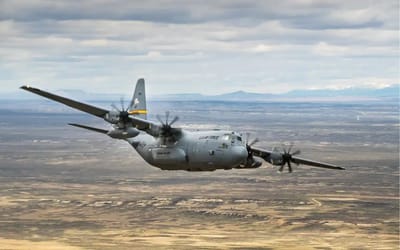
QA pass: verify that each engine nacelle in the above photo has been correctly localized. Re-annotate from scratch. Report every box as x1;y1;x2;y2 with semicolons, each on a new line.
104;110;120;124
107;127;140;139
270;152;283;165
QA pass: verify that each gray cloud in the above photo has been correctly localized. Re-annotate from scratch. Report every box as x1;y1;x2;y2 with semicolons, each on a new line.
2;0;397;29
0;0;398;95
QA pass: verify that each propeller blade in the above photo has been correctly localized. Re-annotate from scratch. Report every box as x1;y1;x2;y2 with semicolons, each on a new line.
156;114;165;126
279;163;285;172
120;97;125;111
288;144;293;154
111;103;121;112
248;138;259;147
288;161;293;173
245;132;250;145
165;111;170;125
169;116;179;126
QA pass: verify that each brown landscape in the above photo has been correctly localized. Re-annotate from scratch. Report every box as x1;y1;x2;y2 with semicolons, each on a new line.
0;100;398;249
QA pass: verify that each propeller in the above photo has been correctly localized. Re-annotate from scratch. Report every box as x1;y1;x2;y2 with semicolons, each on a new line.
110;97;130;127
156;111;181;145
278;143;301;173
245;133;260;166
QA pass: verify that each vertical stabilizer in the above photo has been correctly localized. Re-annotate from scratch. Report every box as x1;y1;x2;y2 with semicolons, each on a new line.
128;78;147;119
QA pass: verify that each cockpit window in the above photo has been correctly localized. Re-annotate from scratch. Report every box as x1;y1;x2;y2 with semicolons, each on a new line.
222;135;230;141
221;134;242;143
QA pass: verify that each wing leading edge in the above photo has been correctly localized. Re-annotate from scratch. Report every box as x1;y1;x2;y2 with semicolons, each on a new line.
291;156;345;170
20;85;108;118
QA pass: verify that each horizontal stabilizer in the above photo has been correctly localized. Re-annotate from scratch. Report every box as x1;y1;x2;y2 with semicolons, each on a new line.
68;123;108;134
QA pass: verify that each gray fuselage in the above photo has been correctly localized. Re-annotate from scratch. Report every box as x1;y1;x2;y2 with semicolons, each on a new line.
128;130;249;171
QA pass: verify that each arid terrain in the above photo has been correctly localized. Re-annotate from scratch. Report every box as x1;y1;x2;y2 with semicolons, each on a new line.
0;100;398;249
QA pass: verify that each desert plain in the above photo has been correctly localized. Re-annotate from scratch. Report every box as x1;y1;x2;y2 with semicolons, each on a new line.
0;99;398;249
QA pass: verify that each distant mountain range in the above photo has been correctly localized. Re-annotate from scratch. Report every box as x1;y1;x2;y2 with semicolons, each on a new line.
4;84;399;102
154;85;399;102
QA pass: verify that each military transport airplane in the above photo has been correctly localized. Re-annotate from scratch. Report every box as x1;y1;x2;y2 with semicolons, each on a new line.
21;79;344;173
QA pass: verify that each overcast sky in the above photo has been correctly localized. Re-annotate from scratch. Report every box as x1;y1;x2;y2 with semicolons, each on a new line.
0;0;398;95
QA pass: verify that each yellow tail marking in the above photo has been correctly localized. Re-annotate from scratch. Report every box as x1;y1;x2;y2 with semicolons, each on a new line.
128;110;147;115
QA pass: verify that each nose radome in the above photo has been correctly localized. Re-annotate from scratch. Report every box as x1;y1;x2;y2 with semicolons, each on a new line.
232;146;248;162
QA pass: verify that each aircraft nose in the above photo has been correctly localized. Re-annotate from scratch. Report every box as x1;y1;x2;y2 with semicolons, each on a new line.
232;146;248;163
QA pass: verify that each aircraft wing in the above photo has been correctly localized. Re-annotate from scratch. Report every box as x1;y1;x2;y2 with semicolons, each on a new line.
250;147;272;160
250;147;345;170
20;85;162;135
129;115;161;132
20;85;109;117
290;156;345;170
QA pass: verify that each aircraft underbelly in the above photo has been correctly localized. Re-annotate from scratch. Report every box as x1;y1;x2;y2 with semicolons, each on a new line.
151;147;187;169
132;140;243;171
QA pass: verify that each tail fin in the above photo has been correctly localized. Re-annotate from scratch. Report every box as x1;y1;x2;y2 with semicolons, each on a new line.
128;78;147;119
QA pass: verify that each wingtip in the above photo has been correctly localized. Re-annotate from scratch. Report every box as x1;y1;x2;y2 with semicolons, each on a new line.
68;123;80;127
20;85;34;90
